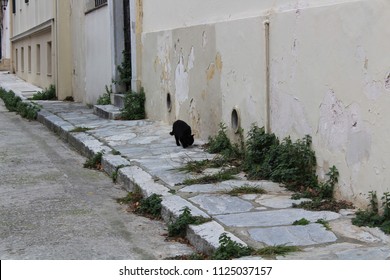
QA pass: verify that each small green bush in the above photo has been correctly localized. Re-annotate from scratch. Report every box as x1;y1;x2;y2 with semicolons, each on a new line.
83;152;103;169
168;207;210;237
135;194;162;218
29;85;56;100
97;85;112;105
352;191;390;234
211;233;253;260
121;88;146;120
0;88;40;120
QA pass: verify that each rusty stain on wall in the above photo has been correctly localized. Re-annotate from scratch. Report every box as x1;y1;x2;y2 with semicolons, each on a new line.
206;52;223;81
206;63;216;81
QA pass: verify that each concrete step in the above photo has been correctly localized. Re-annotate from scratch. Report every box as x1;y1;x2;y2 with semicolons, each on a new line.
93;104;122;120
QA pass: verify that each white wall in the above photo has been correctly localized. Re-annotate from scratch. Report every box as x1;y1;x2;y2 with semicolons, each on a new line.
12;0;54;36
2;2;11;60
140;0;390;206
85;5;113;104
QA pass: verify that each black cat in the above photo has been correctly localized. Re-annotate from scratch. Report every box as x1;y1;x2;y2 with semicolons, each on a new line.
169;120;194;148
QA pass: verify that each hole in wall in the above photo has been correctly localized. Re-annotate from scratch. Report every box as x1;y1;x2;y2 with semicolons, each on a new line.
166;93;172;112
231;107;240;133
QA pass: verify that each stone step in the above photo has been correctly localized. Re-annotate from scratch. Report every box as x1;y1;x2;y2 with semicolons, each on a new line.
93;104;122;120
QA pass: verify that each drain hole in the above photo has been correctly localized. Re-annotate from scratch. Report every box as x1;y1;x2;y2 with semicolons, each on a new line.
167;93;172;112
231;108;240;133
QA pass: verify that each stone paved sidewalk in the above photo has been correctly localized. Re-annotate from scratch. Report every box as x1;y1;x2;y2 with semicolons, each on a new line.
1;71;390;259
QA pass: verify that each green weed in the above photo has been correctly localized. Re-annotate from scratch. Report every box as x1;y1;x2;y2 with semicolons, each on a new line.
227;185;266;196
181;168;239;185
70;127;92;133
0;88;40;120
211;233;253;260
136;194;162;218
97;85;112;105
316;219;331;230
29;85;56;100
168;207;210;237
292;218;310;226
83;152;103;170
121;88;146;120
352;191;390;234
255;245;301;258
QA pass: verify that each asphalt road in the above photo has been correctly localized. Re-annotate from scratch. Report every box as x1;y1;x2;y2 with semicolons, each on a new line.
0;101;193;259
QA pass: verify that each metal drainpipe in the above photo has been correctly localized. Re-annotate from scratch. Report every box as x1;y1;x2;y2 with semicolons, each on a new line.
264;20;271;134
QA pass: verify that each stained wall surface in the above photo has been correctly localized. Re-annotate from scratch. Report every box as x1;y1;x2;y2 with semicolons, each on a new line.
140;0;390;206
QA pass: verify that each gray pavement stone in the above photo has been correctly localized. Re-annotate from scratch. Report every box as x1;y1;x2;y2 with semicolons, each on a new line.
255;194;312;209
161;195;210;223
329;219;382;243
118;166;171;197
248;224;337;246
189;194;254;215
215;208;341;227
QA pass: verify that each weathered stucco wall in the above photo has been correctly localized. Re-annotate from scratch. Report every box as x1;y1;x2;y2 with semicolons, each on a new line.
140;0;390;206
85;5;113;104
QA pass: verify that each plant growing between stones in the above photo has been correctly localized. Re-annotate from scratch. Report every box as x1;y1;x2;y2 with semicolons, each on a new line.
29;84;56;100
181;168;239;185
96;85;112;105
121;88;146;120
292;218;310;226
83;152;103;170
227;185;266;196
117;190;162;219
0;88;40;120
168;207;210;237
70;126;92;133
255;245;301;258
316;219;331;230
211;233;253;260
352;191;390;234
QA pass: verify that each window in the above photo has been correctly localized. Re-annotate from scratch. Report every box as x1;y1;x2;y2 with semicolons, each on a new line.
28;46;31;73
95;0;107;7
36;44;41;74
47;41;52;76
21;47;24;72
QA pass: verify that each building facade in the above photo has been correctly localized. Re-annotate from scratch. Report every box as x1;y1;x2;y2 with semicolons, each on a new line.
9;0;126;103
139;0;390;207
0;0;11;71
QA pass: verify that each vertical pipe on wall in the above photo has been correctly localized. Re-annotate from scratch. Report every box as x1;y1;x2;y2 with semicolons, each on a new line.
264;20;271;133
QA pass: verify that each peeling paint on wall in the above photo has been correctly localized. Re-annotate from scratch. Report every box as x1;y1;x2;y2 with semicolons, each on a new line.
175;55;189;118
157;31;173;92
318;90;371;167
270;90;312;138
356;45;383;101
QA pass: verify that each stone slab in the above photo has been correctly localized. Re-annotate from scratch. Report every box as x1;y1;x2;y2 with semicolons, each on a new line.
189;194;254;215
161;195;210;223
248;224;337;246
255;194;312;209
118;166;171;197
215;208;341;227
